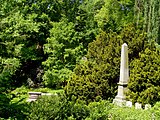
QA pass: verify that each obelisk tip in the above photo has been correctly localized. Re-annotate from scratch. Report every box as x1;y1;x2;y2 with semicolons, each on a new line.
122;43;128;46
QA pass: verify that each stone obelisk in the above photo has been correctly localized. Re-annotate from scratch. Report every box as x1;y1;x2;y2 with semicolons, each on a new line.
113;43;129;106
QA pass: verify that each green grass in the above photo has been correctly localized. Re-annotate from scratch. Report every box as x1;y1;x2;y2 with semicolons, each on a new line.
109;106;153;120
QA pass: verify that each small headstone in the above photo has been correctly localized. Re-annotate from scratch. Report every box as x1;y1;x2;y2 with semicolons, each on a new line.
27;92;56;102
135;102;142;109
145;104;151;110
126;101;132;107
82;56;87;61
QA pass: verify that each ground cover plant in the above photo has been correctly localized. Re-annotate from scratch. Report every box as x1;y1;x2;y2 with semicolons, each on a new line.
7;95;159;120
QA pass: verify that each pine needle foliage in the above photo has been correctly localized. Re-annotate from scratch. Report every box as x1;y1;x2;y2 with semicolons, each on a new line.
65;25;147;103
127;43;160;105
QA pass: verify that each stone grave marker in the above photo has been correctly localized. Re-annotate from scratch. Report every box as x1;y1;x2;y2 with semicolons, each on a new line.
27;92;42;102
126;101;132;107
113;43;129;106
145;104;151;110
135;102;142;109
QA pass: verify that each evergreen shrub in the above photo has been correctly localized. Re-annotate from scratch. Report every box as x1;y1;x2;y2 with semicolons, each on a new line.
27;94;90;120
26;94;114;120
65;25;147;103
86;100;113;120
127;45;160;105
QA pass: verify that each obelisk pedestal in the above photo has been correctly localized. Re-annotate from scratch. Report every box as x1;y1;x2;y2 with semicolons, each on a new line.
113;43;129;106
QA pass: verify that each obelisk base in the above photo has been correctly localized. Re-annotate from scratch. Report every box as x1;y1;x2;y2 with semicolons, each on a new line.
113;98;126;107
113;85;127;106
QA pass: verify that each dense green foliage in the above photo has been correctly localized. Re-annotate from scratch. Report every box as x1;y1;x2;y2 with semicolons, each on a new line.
65;25;147;103
127;45;160;105
6;94;160;120
42;0;100;88
94;0;134;31
109;106;153;120
27;95;90;120
137;0;160;43
0;0;160;119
